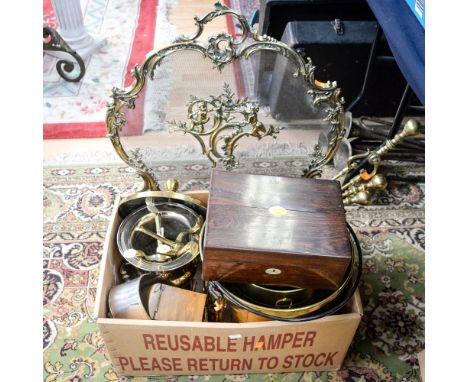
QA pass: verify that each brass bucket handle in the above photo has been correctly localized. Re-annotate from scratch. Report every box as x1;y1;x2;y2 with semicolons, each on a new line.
275;297;293;309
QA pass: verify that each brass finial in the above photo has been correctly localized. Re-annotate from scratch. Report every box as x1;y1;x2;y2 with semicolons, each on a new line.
367;173;387;190
165;178;179;192
343;190;371;205
402;119;420;137
376;118;420;156
342;173;388;198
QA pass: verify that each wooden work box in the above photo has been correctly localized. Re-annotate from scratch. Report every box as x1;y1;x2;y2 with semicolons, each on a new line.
203;171;351;289
95;192;363;377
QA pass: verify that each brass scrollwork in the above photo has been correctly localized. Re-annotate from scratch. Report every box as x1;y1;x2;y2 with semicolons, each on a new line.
174;2;250;45
168;83;281;169
106;2;346;191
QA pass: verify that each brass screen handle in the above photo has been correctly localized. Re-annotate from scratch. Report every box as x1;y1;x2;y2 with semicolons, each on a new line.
134;226;177;248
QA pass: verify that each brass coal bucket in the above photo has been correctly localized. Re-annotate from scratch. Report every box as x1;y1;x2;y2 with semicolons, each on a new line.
202;224;362;322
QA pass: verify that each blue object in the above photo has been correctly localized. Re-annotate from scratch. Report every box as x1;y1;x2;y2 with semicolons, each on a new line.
404;0;425;29
250;9;259;27
367;0;425;105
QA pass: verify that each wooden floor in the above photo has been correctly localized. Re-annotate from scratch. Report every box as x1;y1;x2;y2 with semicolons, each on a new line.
166;0;233;41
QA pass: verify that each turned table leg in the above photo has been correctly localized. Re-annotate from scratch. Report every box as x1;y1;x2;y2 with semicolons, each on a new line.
50;0;106;60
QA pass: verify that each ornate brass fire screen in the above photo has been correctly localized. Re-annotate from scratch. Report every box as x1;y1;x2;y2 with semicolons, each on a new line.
106;2;346;192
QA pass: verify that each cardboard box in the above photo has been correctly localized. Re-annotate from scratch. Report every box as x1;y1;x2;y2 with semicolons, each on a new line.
95;192;363;377
418;350;425;382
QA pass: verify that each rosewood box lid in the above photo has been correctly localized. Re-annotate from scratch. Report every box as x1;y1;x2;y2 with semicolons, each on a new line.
203;170;352;289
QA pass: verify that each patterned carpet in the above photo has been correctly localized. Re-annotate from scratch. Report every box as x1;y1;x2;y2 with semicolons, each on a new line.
43;158;425;382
